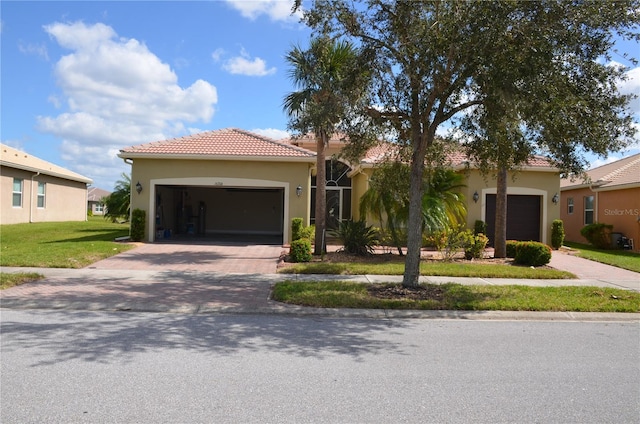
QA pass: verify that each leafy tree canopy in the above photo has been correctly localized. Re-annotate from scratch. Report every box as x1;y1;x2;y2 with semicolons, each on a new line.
300;0;639;286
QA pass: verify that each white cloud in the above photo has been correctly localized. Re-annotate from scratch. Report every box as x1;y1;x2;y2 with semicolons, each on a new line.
252;128;290;140
211;48;225;62
225;0;303;22
18;41;49;60
619;66;640;117
36;21;218;189
222;48;276;76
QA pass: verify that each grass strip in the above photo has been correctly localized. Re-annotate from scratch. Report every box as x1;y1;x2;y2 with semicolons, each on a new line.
0;273;44;290
279;261;575;279
272;281;640;312
565;242;640;273
1;217;133;268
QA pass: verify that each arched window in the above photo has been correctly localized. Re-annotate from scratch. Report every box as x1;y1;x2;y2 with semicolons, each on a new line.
311;158;352;229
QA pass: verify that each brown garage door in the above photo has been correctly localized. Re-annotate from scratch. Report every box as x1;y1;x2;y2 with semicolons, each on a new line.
485;194;541;246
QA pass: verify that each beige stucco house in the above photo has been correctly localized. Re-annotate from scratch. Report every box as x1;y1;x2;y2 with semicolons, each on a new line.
560;153;640;251
87;187;111;216
119;128;561;246
1;143;92;225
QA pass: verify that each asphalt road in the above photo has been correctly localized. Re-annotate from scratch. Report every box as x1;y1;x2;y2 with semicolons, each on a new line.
1;310;638;423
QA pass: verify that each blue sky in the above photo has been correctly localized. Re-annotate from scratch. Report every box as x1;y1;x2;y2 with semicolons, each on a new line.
1;1;639;191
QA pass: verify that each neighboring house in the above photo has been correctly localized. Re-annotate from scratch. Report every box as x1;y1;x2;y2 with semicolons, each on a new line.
1;143;92;225
560;153;640;251
118;128;560;245
87;187;111;216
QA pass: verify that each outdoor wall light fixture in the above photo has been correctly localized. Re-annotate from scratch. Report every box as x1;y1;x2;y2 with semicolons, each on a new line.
552;192;559;204
473;191;479;203
136;181;142;194
296;185;303;197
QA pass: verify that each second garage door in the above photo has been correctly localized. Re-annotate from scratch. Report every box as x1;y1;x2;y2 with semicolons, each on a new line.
485;194;541;245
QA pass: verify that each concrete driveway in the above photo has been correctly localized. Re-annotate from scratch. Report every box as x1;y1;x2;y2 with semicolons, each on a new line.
87;241;286;274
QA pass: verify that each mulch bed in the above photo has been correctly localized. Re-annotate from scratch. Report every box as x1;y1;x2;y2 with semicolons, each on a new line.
366;284;447;301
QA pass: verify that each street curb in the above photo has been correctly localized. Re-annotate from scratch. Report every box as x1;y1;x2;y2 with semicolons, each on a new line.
1;299;638;322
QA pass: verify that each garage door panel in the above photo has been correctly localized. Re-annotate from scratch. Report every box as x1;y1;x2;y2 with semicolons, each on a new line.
486;194;541;245
156;185;284;243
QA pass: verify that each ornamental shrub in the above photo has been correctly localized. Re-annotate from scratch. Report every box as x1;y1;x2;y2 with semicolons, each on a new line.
332;219;379;256
514;241;552;267
292;217;304;241
130;208;146;242
290;238;312;262
551;219;565;249
580;222;613;249
474;220;487;236
464;232;489;260
506;240;520;258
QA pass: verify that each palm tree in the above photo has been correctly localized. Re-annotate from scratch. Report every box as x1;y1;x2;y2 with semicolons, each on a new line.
283;36;364;255
360;163;467;254
104;173;131;223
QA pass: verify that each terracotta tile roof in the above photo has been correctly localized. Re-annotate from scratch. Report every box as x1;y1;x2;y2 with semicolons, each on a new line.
561;153;640;189
0;143;92;184
359;142;555;169
119;128;316;160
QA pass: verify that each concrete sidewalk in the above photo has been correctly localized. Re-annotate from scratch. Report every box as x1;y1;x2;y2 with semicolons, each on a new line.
1;250;638;321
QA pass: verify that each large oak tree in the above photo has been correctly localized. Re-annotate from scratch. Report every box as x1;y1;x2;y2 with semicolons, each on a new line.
299;0;638;286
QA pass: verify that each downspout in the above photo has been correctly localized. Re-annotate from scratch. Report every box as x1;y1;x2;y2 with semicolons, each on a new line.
85;184;90;221
30;172;40;223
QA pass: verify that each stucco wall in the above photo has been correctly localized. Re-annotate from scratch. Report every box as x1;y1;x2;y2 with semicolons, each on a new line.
129;158;313;242
562;186;640;250
1;167;88;225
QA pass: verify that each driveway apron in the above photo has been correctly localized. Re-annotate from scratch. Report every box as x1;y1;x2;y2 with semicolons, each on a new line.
0;242;286;313
88;242;285;274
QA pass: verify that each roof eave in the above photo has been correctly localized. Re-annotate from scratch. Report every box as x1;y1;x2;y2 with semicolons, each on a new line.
117;152;316;163
0;160;93;184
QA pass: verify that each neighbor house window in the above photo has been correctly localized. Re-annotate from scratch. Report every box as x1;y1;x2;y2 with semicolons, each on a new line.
584;195;594;225
12;178;23;207
37;182;46;208
95;203;104;213
567;197;574;214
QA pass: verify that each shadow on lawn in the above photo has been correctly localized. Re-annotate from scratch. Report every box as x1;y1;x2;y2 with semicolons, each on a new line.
45;229;131;244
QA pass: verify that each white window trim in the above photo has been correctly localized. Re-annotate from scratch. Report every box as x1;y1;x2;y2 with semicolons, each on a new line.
37;182;46;209
12;178;23;208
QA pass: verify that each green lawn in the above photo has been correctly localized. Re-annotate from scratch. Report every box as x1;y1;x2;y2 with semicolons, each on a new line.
565;242;640;273
0;272;44;290
0;217;134;268
279;260;575;279
272;281;640;312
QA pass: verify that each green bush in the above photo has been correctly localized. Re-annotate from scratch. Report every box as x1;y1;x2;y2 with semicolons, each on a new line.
514;241;552;267
474;220;487;236
506;240;519;258
300;224;315;241
428;226;476;261
290;238;312;262
551;219;565;250
580;222;613;249
464;232;489;260
292;217;314;242
130;209;146;242
332;219;379;256
87;209;94;217
292;217;304;241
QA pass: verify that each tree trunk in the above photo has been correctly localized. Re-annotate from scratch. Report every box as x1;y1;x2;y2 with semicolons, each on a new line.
402;157;425;288
493;166;508;258
314;133;327;255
